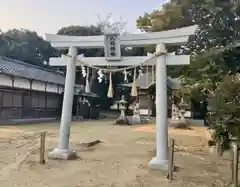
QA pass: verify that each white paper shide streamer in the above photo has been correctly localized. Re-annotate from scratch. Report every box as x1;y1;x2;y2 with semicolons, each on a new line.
97;69;104;83
123;69;128;83
81;65;86;77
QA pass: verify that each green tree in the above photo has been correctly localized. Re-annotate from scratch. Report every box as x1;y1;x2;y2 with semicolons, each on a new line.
58;25;102;36
136;0;200;32
0;29;58;66
208;74;240;149
57;25;104;57
136;0;240;118
136;0;205;78
179;0;240;148
182;0;240;101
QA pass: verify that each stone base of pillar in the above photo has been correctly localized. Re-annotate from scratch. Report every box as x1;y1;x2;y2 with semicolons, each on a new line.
48;148;77;160
148;157;168;171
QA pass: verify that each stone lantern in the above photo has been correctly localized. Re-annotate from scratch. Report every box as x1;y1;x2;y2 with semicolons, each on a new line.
169;97;189;128
116;95;129;125
179;98;188;120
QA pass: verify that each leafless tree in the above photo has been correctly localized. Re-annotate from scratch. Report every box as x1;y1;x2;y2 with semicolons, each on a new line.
96;13;127;34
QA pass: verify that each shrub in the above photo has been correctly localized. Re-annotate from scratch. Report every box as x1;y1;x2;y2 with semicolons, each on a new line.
208;74;240;150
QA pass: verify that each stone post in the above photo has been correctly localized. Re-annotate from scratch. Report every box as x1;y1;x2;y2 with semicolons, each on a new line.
148;94;152;119
48;46;77;160
148;43;169;170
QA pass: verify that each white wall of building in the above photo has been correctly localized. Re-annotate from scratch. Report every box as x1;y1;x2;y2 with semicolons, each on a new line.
14;77;31;89
0;74;12;87
32;80;46;91
0;74;64;94
46;83;58;93
59;86;64;93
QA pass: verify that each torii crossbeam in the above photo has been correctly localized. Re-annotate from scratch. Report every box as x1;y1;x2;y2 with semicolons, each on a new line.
46;25;197;171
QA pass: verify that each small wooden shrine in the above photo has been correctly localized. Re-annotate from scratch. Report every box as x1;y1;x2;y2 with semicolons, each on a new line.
119;71;181;118
72;85;100;119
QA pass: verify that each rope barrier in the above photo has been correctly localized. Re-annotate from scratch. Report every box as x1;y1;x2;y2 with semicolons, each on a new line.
65;50;176;98
63;51;168;73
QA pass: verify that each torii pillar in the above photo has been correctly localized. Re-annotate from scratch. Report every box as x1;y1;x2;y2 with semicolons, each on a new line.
148;43;168;170
48;46;78;160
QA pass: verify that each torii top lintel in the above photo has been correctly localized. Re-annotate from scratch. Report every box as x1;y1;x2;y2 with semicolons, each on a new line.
45;25;197;49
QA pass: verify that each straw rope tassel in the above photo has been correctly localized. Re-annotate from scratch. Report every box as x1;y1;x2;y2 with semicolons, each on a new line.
152;65;155;83
131;68;138;97
146;65;149;86
107;72;114;98
85;67;90;93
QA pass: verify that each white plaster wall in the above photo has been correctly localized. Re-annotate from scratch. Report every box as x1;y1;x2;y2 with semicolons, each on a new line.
58;86;64;93
46;83;58;93
13;77;30;89
0;73;63;94
0;74;12;87
32;80;46;91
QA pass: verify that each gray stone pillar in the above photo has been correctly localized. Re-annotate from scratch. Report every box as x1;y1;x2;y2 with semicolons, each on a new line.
48;46;77;160
148;43;169;170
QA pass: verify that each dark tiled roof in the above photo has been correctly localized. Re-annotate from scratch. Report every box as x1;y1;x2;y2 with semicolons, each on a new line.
0;57;65;85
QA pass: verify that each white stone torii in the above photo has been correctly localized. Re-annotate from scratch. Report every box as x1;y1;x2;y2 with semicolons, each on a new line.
46;25;197;171
46;25;196;49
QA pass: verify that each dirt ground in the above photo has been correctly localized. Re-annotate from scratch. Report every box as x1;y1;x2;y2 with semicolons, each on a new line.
0;120;234;187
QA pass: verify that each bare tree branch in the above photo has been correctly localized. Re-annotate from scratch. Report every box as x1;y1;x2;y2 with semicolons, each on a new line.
96;13;127;34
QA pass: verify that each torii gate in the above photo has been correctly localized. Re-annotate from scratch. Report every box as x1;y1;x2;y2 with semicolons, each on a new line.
46;25;197;171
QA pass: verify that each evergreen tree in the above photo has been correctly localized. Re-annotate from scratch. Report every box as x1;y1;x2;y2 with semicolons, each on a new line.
182;0;240;100
182;0;240;149
208;74;240;149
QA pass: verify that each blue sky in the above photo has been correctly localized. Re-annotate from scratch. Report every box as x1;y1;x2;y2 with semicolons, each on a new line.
0;0;166;37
